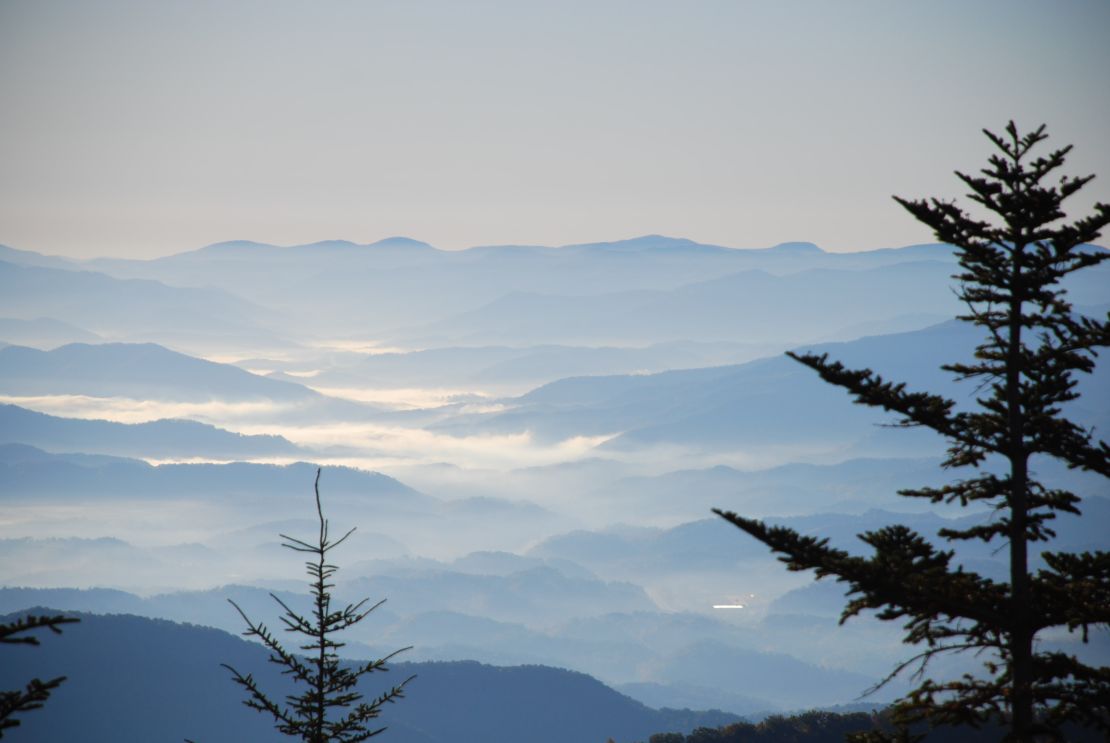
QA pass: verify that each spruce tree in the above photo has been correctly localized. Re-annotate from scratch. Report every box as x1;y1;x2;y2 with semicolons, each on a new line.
714;123;1110;741
222;468;413;742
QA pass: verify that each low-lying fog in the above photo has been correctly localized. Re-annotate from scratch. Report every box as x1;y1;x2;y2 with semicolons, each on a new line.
3;238;1107;714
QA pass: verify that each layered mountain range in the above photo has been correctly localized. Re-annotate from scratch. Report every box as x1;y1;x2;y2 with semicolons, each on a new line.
2;235;1107;724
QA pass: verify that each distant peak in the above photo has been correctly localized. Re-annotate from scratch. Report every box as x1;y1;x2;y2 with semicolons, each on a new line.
296;237;434;251
564;235;731;254
627;234;693;244
200;240;271;250
767;241;824;253
186;240;276;258
366;236;435;249
603;235;698;248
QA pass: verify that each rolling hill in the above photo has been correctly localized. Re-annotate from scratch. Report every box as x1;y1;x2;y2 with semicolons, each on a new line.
402;260;963;346
0;405;304;459
0;259;286;351
0;443;424;500
63;237;969;338
434;320;1110;455
0;317;101;348
0;609;739;743
0;342;320;401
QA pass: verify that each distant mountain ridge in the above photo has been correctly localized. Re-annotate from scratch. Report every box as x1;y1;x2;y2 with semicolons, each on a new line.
0;584;888;714
299;340;786;391
12;236;1103;345
10;235;1103;266
0;609;740;743
0;404;303;459
0;259;286;350
0;442;420;499
0;317;101;348
186;235;439;258
11;237;980;338
0;342;319;401
395;260;967;346
436;320;1110;454
0;244;76;270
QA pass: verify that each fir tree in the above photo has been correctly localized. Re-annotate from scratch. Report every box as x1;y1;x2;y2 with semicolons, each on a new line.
222;468;413;742
0;613;79;736
714;123;1110;742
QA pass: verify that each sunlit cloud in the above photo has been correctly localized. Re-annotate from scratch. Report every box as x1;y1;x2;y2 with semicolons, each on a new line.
231;419;618;471
304;385;498;410
0;394;295;425
0;393;618;471
306;339;414;355
281;369;322;378
0;392;853;478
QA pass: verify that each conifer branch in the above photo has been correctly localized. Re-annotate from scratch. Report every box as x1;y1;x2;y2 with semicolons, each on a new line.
0;613;79;734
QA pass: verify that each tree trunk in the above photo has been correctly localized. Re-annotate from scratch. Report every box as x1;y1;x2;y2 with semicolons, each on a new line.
1007;242;1033;742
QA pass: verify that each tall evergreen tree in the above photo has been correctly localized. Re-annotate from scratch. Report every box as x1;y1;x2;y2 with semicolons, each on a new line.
222;469;413;742
714;123;1110;742
0;612;79;737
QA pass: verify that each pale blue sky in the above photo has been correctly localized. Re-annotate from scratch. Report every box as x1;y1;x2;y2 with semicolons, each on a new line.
2;0;1108;258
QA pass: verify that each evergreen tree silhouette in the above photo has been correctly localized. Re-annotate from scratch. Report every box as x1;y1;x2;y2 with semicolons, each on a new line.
0;612;79;737
714;123;1110;742
222;468;413;741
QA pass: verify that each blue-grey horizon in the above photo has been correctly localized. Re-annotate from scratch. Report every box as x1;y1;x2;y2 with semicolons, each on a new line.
2;0;1108;260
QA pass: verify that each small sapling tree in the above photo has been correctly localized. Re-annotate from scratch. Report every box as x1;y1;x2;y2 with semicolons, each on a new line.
223;468;413;742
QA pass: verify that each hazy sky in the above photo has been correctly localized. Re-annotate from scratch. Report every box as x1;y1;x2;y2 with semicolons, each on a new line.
2;0;1108;259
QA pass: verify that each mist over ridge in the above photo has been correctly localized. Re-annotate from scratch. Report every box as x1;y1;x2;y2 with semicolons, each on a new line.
2;233;1108;724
